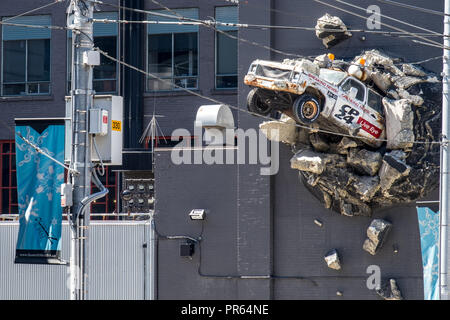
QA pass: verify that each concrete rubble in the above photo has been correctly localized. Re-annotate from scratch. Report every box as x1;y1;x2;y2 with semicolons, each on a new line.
324;249;341;270
260;114;298;145
261;49;441;216
376;279;403;300
363;219;392;255
280;50;442;216
382;98;415;150
315;14;352;48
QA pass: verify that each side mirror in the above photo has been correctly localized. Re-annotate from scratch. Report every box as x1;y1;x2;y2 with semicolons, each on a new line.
349;87;358;99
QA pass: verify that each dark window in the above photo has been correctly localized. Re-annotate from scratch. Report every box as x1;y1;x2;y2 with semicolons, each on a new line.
93;36;117;93
147;32;198;91
0;141;18;215
341;78;365;102
2;39;50;96
368;89;384;114
216;31;238;89
67;13;118;94
90;167;119;216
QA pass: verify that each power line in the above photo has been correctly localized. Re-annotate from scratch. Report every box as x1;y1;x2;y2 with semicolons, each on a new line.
313;0;450;51
2;0;64;22
333;0;442;37
94;46;443;146
0;20;66;30
376;0;448;17
92;17;448;37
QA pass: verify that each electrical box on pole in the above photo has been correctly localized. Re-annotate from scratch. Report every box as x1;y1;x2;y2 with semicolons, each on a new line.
65;95;123;166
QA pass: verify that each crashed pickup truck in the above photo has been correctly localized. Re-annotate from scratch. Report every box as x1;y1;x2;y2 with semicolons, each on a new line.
244;58;386;147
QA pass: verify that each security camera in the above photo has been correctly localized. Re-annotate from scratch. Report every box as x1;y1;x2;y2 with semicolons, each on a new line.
189;209;206;220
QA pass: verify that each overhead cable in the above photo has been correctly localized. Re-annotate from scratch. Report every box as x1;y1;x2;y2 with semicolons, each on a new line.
94;46;443;146
315;0;448;50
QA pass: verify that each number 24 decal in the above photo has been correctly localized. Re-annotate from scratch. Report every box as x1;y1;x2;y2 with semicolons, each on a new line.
334;105;360;124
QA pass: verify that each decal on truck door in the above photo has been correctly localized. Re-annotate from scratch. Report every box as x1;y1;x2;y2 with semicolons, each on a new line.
357;117;382;138
334;105;360;124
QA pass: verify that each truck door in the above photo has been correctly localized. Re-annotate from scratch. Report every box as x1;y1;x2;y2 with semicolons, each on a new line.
333;77;366;128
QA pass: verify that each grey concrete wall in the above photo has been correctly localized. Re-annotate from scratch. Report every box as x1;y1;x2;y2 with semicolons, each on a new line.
154;149;239;299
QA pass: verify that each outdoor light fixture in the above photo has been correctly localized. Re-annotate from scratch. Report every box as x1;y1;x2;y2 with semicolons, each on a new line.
189;209;206;220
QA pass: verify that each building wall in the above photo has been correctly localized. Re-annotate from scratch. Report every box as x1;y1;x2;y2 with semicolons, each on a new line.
0;0;238;139
154;0;443;299
0;0;444;299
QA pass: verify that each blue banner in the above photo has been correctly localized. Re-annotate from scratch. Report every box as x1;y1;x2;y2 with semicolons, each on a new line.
416;207;440;300
14;122;65;264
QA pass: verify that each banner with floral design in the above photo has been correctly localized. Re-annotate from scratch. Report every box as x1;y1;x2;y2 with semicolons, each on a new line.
14;121;65;264
417;207;439;300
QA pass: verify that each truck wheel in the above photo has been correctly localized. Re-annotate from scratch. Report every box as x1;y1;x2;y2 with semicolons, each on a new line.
247;88;272;116
292;94;321;124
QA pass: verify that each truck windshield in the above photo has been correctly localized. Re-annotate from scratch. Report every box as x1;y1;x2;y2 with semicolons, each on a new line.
319;69;347;85
255;65;292;80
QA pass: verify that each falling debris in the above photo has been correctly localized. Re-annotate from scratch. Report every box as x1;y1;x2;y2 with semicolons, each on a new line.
315;13;352;48
259;114;298;145
376;279;403;300
314;219;323;227
324;249;342;270
363;219;392;255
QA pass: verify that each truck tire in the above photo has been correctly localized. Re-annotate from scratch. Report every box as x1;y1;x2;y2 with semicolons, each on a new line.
292;94;321;124
247;88;272;116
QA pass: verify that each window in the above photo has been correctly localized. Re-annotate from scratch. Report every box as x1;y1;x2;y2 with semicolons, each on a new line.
368;89;384;114
341;78;365;102
215;6;238;89
68;12;118;94
90;167;119;216
0;141;17;215
147;8;199;91
1;15;51;96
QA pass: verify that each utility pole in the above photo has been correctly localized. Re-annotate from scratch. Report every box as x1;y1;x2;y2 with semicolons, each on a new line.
68;0;95;300
440;0;450;301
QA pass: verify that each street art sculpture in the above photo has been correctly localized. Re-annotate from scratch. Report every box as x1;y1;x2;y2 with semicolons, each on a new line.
245;49;441;217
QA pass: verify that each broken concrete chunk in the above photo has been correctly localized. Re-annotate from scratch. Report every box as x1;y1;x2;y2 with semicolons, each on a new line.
336;137;359;155
402;64;426;77
369;71;392;94
309;133;330;152
353;175;381;202
397;88;424;106
392;76;425;90
315;14;352;48
376;279;403;300
290;149;333;174
296;59;320;75
355;50;404;76
347;148;382;176
324;249;341;270
363;219;392;255
379;151;411;193
259;114;298;145
382;98;415;150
